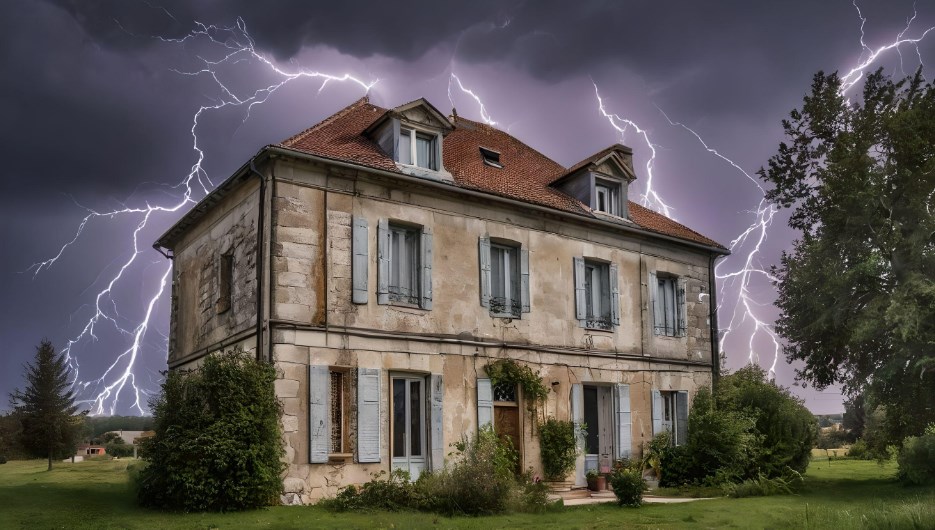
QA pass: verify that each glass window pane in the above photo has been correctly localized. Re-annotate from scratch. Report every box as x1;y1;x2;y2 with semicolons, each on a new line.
491;247;504;298
585;265;594;317
600;265;610;318
584;386;599;455
409;380;422;456
392;379;406;458
416;134;434;169
509;247;520;304
399;129;412;165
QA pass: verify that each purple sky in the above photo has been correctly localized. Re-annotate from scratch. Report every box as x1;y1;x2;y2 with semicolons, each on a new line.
3;0;932;415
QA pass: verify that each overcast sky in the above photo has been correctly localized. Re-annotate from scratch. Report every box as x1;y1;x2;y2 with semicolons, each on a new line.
3;0;931;415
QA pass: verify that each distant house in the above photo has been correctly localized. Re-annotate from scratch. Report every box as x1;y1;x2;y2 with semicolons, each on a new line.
154;96;729;503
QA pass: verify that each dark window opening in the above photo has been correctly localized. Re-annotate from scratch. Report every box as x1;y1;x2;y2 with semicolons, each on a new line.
217;253;233;314
480;147;503;169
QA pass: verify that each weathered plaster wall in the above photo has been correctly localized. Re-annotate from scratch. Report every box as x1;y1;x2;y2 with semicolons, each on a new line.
169;180;259;365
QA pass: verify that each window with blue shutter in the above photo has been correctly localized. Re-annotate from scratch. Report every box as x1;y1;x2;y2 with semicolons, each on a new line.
614;384;632;459
429;374;444;471
308;365;329;463
477;378;493;429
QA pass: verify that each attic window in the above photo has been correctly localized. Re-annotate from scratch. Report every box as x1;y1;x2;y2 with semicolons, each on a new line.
480;147;503;169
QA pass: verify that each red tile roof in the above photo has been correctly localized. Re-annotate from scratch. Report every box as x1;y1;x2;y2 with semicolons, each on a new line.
279;97;725;250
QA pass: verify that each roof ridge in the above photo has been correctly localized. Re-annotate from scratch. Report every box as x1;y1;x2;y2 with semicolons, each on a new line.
280;95;378;147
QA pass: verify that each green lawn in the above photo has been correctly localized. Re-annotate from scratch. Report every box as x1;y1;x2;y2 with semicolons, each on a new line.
0;457;933;529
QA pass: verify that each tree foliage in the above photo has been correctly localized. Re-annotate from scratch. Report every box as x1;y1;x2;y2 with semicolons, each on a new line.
136;350;285;511
760;68;935;444
9;340;83;470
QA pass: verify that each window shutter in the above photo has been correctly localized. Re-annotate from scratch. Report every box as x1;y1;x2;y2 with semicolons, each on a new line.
651;389;663;435
352;216;368;304
677;277;688;336
357;367;381;463
520;247;530;313
573;257;586;322
377;219;389;305
614;384;632;459
478;236;491;308
571;383;585;487
308;365;329;463
609;263;620;326
420;227;433;310
676;391;689;446
477;378;493;429
649;271;661;335
430;374;444;471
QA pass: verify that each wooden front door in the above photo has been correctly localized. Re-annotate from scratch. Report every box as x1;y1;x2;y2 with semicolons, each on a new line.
493;382;522;474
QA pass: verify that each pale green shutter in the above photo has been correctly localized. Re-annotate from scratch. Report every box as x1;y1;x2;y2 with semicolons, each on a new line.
479;236;491;307
520;247;530;313
352;216;368;304
676;391;689;446
477;378;493;429
650;271;661;335
357;368;381;463
615;384;632;459
430;374;444;470
377;219;389;305
651;389;663;435
309;365;329;463
571;383;585;486
573;257;586;323
609;262;620;326
420;227;433;310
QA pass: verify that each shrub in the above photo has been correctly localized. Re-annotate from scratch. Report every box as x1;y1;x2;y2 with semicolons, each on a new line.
715;365;818;477
846;439;874;460
0;455;6;464
897;431;935;486
105;442;134;458
722;471;801;498
538;418;579;481
609;459;646;507
135;349;285;511
321;427;550;515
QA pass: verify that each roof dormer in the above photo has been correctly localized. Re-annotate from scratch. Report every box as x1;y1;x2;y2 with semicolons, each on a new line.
551;144;636;219
365;98;455;182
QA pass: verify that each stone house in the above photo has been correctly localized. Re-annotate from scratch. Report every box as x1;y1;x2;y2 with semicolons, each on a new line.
153;96;728;503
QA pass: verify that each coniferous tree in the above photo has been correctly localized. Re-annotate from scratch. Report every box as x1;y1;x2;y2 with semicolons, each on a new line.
10;340;83;470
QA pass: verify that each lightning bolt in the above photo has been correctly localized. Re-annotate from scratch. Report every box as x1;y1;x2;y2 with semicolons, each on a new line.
591;2;935;380
29;16;375;415
448;73;498;126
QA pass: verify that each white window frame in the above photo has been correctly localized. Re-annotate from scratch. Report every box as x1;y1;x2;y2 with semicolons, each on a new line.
594;179;621;216
584;260;612;330
390;373;428;480
387;223;420;305
489;242;521;318
654;275;684;337
398;127;437;170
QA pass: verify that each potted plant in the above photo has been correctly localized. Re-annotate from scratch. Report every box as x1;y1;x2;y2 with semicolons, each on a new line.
586;469;606;491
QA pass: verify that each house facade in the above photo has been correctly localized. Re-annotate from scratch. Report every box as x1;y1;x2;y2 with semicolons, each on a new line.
154;96;728;504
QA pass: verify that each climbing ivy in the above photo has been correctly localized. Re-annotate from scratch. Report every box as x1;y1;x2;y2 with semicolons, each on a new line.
484;359;550;412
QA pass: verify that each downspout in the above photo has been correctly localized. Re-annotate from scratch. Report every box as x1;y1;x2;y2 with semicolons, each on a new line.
249;158;267;362
708;254;721;386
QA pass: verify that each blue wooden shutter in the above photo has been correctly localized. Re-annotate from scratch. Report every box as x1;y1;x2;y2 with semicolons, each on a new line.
614;383;632;459
478;235;491;308
420;227;433;310
477;378;493;429
430;374;444;471
520;247;530;313
357;367;381;463
352;216;368;304
573;257;586;323
377;219;389;305
571;383;585;486
308;365;329;463
676;390;689;446
649;271;661;335
677;277;687;336
609;262;620;326
651;389;663;435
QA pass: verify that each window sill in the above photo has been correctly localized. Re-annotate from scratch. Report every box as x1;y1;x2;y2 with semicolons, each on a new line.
583;326;615;333
490;312;522;320
328;453;353;463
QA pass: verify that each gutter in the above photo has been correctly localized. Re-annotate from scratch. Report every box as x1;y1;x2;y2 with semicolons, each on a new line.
248;159;267;362
708;254;722;385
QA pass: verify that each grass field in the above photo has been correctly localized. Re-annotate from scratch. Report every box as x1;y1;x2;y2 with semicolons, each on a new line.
1;457;933;529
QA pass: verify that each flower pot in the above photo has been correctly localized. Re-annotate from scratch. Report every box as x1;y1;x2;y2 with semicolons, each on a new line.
587;475;607;491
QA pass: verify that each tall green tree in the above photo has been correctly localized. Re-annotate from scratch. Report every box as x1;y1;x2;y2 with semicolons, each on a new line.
10;340;83;470
760;68;935;445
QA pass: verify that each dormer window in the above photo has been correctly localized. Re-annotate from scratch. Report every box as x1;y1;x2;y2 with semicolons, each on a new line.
398;128;437;170
480;147;503;169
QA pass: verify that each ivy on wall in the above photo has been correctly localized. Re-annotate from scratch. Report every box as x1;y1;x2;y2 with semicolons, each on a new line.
484;359;549;412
